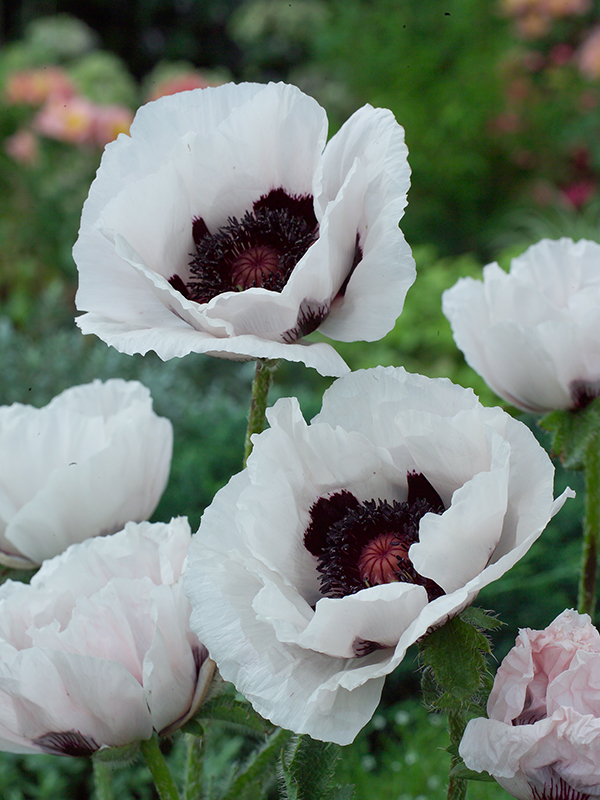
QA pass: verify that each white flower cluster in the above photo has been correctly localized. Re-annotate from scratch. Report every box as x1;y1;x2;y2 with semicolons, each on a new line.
0;81;586;762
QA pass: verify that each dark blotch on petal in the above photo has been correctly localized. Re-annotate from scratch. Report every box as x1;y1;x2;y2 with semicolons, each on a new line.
353;638;386;657
570;379;600;411
192;642;210;673
192;216;210;246
35;730;100;757
253;188;317;231
531;775;591;800
168;274;190;299
281;298;330;343
336;233;363;300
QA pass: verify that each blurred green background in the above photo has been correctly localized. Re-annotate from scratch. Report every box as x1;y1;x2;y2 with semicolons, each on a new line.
0;0;598;797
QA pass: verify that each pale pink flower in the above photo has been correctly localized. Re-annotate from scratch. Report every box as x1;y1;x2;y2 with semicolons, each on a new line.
92;104;133;147
34;96;97;145
460;610;600;800
4;67;75;106
0;518;214;755
147;71;225;102
73;82;415;377
185;366;572;744
442;238;600;412
0;380;172;568
4;129;39;166
578;27;600;80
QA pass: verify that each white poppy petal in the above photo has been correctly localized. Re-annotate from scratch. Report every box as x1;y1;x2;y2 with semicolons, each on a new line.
74;82;414;374
0;519;211;754
443;238;600;411
0;380;172;565
185;366;569;744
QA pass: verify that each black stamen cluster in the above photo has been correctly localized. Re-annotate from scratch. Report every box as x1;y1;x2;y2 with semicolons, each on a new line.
185;188;318;304
304;473;445;601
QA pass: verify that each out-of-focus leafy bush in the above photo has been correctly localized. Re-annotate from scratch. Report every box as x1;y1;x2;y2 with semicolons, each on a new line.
309;0;517;255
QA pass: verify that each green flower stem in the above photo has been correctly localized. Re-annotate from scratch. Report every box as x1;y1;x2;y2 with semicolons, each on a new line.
578;434;600;618
447;710;468;800
183;733;204;800
243;359;280;465
93;759;114;800
140;735;180;800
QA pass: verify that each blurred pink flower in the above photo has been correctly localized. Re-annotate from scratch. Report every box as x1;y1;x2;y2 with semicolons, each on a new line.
560;179;596;208
4;129;39;166
0;380;172;568
92;104;133;147
578;27;600;80
460;610;600;800
0;518;214;755
147;72;225;102
4;67;75;106
34;96;97;144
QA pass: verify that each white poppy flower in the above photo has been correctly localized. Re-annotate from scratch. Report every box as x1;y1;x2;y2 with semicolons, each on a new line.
184;367;572;745
0;380;172;568
442;237;600;413
73;82;415;377
460;610;600;800
0;518;214;755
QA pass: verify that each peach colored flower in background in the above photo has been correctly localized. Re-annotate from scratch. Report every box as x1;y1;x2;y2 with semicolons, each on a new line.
34;96;97;144
0;518;214;756
92;104;133;147
147;71;226;102
4;129;39;166
4;67;75;106
578;27;600;80
460;610;600;800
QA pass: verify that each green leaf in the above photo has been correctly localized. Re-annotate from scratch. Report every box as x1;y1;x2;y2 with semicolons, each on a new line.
182;695;273;739
279;735;343;800
449;761;495;783
540;398;600;470
418;615;491;708
459;607;505;633
220;727;293;800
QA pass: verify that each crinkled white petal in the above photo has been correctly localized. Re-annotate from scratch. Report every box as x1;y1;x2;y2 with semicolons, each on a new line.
442;238;600;412
0;380;172;565
186;366;569;744
0;518;206;753
75;82;414;373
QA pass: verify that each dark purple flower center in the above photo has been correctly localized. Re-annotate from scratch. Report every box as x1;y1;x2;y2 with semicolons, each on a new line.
177;187;319;306
304;472;446;601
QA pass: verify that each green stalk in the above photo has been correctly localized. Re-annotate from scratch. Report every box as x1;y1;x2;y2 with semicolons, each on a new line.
243;359;279;465
447;709;468;800
183;733;204;800
140;735;180;800
578;434;600;618
93;759;114;800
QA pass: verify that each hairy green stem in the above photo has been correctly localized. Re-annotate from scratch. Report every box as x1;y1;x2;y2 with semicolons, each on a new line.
183;733;204;800
93;759;114;800
140;736;180;800
447;709;468;800
243;359;279;465
578;435;600;618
